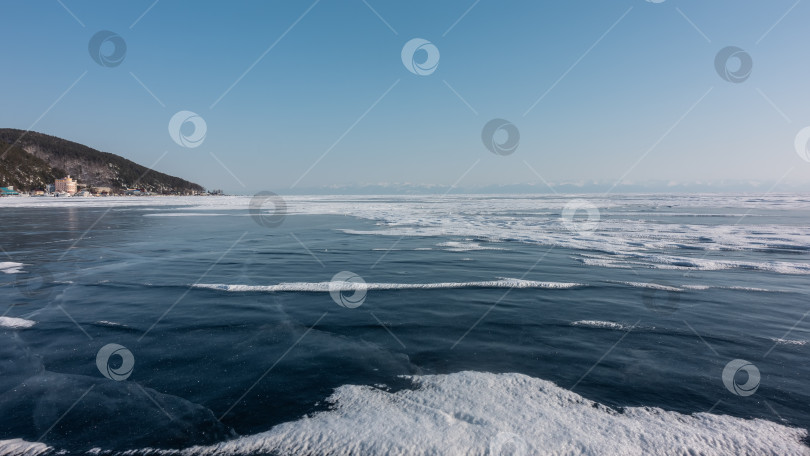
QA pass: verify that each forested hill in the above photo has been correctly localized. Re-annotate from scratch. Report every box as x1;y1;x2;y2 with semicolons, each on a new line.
0;129;204;193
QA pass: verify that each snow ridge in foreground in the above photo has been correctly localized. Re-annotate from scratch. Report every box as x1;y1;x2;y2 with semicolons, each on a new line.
193;279;581;293
154;371;807;456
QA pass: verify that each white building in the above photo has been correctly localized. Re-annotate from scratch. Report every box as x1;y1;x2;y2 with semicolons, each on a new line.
54;176;77;195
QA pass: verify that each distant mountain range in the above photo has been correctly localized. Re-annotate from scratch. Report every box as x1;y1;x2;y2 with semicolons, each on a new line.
0;129;204;194
290;181;809;195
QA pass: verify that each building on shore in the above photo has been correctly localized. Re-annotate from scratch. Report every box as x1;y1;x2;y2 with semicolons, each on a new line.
0;186;20;196
54;176;77;195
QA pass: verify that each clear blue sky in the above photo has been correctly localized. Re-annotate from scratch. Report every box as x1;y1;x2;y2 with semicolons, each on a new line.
1;0;809;193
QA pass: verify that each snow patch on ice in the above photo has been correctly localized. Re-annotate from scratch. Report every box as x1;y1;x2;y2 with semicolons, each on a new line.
131;371;808;456
0;262;25;274
0;317;36;329
193;278;583;293
571;320;629;331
